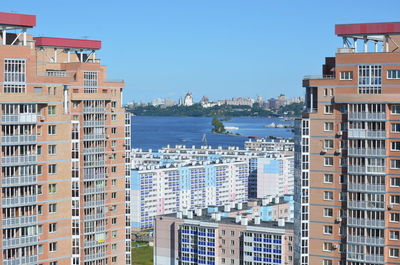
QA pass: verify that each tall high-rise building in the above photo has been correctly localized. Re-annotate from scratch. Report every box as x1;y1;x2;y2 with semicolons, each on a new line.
0;12;131;264
295;22;400;265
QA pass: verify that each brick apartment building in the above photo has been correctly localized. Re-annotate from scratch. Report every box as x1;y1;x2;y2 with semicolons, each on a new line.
0;12;131;264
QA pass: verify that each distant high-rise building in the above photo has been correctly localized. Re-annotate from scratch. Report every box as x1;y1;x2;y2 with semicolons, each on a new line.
295;22;400;265
182;92;194;106
0;12;131;264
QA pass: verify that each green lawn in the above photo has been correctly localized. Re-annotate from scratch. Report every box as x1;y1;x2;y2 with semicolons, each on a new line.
132;246;153;265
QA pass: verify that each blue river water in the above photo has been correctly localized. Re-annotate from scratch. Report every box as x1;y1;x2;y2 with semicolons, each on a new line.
131;116;294;151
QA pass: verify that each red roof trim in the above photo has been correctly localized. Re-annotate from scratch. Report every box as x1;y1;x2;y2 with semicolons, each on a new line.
33;37;101;50
336;22;400;35
0;12;36;27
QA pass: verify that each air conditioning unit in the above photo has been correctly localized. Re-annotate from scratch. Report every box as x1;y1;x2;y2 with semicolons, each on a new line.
336;148;342;154
332;244;339;249
337;131;343;136
335;217;342;222
388;204;394;210
40;116;45;121
106;135;110;139
111;108;115;112
322;149;328;153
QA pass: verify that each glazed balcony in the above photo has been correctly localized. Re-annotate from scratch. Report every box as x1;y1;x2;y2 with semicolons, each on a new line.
347;200;385;210
347;165;386;174
3;255;38;265
1;114;37;124
1;135;37;145
347;183;385;192
83;120;105;127
2;215;37;227
348;129;386;139
347;253;384;264
84;173;107;181
83;134;106;141
83;107;106;113
84;200;106;208
2;235;38;248
348;112;386;121
83;159;106;168
84;186;105;194
2;195;37;207
2;175;37;186
347;235;384;245
347;217;385;228
83;147;105;154
84;212;106;221
348;148;386;157
84;252;106;261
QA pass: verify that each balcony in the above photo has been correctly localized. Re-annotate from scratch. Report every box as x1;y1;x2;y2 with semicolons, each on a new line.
1;114;37;124
84;225;106;234
84;212;106;221
84;186;106;194
347;183;385;192
348;129;386;139
303;75;335;80
46;70;67;77
347;165;386;174
83;160;106;168
2;215;37;227
84;173;107;181
347;200;385;210
348;112;386;121
347;217;385;228
2;235;38;248
83;107;106;113
3;255;38;265
2;195;37;207
347;253;384;264
83;147;105;154
2;175;37;186
84;200;106;208
1;135;37;145
1;155;37;166
347;235;384;245
83;134;106;141
84;252;106;261
348;148;386;157
83;120;105;127
83;239;107;248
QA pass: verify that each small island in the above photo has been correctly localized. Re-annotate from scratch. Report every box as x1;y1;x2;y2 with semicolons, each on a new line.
211;117;241;136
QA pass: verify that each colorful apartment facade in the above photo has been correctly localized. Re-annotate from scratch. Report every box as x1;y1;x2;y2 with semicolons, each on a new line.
0;12;131;265
295;22;400;265
154;204;294;265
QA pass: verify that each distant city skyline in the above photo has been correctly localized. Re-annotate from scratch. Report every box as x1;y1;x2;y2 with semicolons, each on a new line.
4;0;400;102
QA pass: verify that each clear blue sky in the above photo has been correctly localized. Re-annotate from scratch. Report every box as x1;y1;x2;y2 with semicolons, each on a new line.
5;1;400;102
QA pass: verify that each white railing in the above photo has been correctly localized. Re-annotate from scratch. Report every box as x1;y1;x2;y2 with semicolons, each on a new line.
84;252;106;261
338;48;355;53
348;112;386;121
1;155;37;165
83;120;105;127
347;165;385;174
84;213;106;221
348;148;386;156
347;200;385;209
303;75;335;80
348;129;386;139
3;255;38;265
46;70;67;77
83;134;106;140
83;147;105;154
1;135;37;144
347;235;384;245
83;160;106;167
2;235;38;248
347;183;385;192
84;200;106;208
3;215;37;227
347;217;385;228
2;195;37;206
1;114;37;124
365;255;384;263
84;187;106;194
2;175;36;186
83;107;105;113
84;173;107;181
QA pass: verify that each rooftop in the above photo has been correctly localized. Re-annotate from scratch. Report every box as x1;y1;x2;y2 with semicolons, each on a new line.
0;12;36;28
34;37;101;50
336;22;400;36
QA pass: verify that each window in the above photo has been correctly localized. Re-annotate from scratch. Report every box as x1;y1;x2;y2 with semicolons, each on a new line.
112;231;117;238
48;105;56;115
112;101;116;108
112;256;117;263
111;166;117;173
48;125;56;135
112;128;117;134
324;157;333;166
388;70;400;79
230;240;234;246
38;244;43;254
83;71;98;93
37;185;43;195
392;105;400;114
50;262;58;265
324;88;328;96
393;124;400;133
324;208;333;217
112;192;117;199
330;88;334;96
4;58;26;93
340;71;353;80
323;260;332;265
112;179;117;186
391;213;400;222
324;140;333;149
49;203;57;214
112;218;117;224
73;102;79;109
390;248;400;258
49;223;57;233
392;142;400;151
34;87;42;93
37;165;42;175
230;249;234;254
49;164;57;174
324;105;333;114
49;242;57;252
324;122;333;131
358;65;382;94
112;114;116;121
49;184;57;194
324;225;333;235
48;145;56;155
38;205;43;215
391;195;400;205
391;160;400;169
390;231;400;240
324;191;333;201
324;174;333;183
323;242;333;252
391;178;400;187
230;231;235;236
112;243;117;250
38;225;43;234
37;145;42;155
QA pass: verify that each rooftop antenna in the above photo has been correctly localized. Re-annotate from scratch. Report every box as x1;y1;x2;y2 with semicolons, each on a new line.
202;133;208;146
